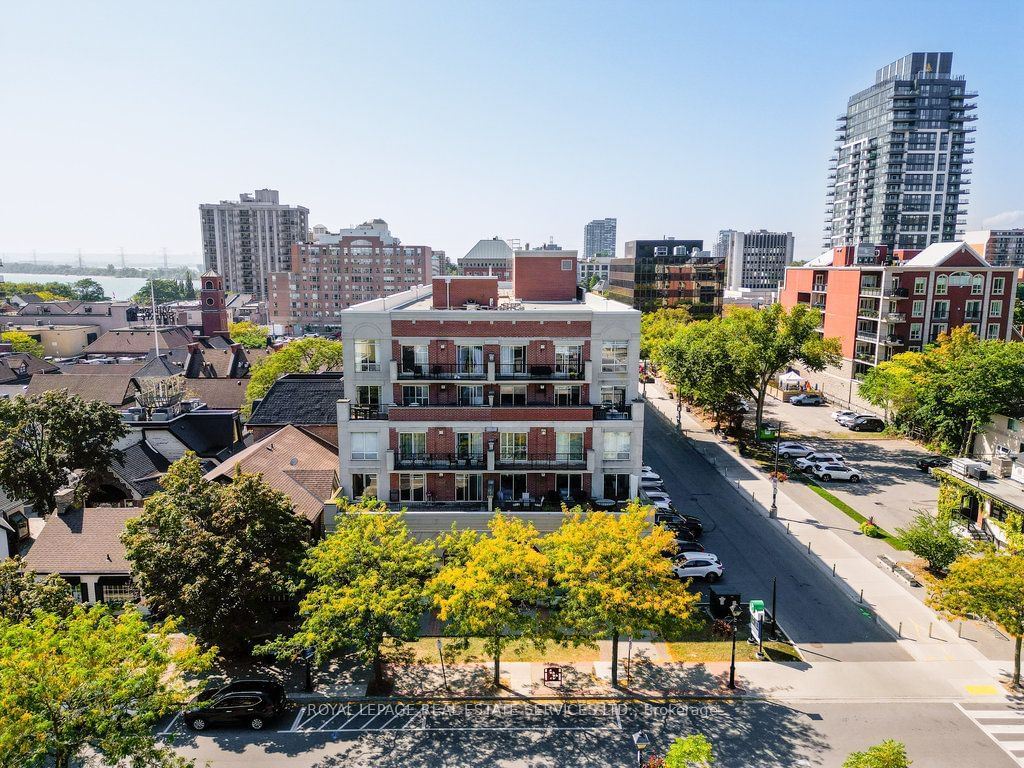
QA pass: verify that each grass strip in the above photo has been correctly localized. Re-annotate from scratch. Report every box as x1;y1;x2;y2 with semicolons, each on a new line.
803;481;905;549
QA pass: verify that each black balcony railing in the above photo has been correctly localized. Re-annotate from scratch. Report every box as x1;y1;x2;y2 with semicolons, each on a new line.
494;452;587;469
351;405;387;420
495;362;586;380
395;453;485;470
593;404;632;420
396;363;486;380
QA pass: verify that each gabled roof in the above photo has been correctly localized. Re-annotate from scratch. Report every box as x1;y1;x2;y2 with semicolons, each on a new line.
248;373;344;426
25;372;139;406
111;439;171;497
204;425;338;523
0;353;59;384
182;378;249;410
902;241;988;268
81;327;195;356
23;507;138;575
59;362;146;376
134;354;183;378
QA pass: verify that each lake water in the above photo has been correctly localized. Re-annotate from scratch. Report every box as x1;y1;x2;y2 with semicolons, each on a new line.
1;272;148;300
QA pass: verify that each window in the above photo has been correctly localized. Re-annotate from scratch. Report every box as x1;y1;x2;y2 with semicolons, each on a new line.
500;432;527;462
351;432;378;461
355;339;380;372
356;385;381;406
499;384;526;406
561;259;573;271
456;345;484;376
458;385;484;406
601;341;629;374
932;300;949;320
911;300;925;317
601;385;626;409
993;277;1005;295
455;473;483;501
456;432;483;460
499;473;527;501
909;323;923;341
556;431;584;462
555;344;583;375
930;323;947;341
603;431;631;461
401;344;427;375
352;473;378;499
949;272;971;288
990;300;1003;317
399;474;425;502
987;323;1002;340
935;275;947;295
100;583;140;603
402;385;428;406
971;274;984;295
399;432;426;458
554;385;582;405
603;473;632;501
500;345;526;376
556;473;584;501
964;300;982;320
914;277;927;295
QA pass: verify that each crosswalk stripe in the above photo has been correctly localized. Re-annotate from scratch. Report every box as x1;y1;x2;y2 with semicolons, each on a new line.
956;702;1024;767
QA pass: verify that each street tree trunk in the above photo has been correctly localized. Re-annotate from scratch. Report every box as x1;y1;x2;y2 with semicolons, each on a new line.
610;630;620;688
493;636;501;688
371;650;384;692
754;380;769;435
1014;635;1021;689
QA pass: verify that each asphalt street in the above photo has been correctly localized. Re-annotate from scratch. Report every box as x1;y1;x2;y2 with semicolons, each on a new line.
642;401;909;663
162;699;1019;767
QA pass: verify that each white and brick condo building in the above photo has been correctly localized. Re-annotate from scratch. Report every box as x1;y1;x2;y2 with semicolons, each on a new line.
336;250;643;511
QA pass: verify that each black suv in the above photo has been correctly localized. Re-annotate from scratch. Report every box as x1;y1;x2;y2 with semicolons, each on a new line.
183;679;287;731
655;512;703;539
916;455;951;472
850;416;885;432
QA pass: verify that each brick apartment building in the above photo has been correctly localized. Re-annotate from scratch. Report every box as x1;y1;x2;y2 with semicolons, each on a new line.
267;219;435;333
335;250;643;510
780;241;1018;404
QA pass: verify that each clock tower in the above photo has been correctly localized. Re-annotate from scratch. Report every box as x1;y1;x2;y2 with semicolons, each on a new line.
200;270;229;338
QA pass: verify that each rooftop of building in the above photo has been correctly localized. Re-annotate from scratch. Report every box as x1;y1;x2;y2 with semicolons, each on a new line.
462;237;514;262
23;506;138;575
797;241;992;270
358;283;636;315
248;372;345;426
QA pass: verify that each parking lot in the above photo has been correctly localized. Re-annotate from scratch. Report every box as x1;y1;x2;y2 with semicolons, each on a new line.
760;396;940;533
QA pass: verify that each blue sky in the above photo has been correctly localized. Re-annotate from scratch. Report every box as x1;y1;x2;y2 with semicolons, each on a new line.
1;0;1021;264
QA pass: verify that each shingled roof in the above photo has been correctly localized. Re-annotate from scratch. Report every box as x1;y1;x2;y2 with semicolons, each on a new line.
248;373;344;427
182;378;249;410
0;353;59;384
25;372;139;406
81;327;195;356
23;507;138;575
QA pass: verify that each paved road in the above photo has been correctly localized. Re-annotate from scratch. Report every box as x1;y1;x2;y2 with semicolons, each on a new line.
162;699;1019;767
642;400;909;662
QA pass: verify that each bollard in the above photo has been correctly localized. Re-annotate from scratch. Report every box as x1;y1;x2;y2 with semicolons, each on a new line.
859;589;863;603
807;541;812;554
787;523;791;534
832;564;836;577
958;621;963;638
898;622;902;638
928;622;933;639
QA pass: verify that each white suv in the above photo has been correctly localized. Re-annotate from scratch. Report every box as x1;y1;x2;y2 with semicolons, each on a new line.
774;442;816;459
794;452;845;471
671;553;723;583
810;463;862;482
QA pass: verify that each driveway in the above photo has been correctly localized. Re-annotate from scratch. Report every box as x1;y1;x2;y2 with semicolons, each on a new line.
759;397;939;533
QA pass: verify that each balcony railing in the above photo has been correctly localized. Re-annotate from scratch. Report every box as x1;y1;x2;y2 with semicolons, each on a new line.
395;453;485;470
351;405;388;420
494;452;588;470
396;364;486;380
495;362;585;380
593;404;633;420
860;286;882;297
884;313;906;323
885;336;905;346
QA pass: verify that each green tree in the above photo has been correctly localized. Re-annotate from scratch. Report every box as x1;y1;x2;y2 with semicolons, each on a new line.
543;504;699;687
0;390;127;515
244;337;343;413
842;739;911;768
894;510;972;573
0;605;211;768
0;330;45;357
725;304;841;431
132;278;186;304
262;504;435;692
860;327;1024;454
70;278;107;301
429;514;550;687
122;454;309;652
929;550;1024;688
229;320;270;349
664;733;715;767
183;271;196;299
640;307;692;363
584;273;601;292
0;557;76;623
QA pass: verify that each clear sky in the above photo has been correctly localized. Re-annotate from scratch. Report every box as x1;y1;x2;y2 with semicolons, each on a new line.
1;0;1021;265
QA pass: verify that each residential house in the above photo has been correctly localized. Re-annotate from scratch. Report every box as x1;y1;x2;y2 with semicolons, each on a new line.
247;372;344;443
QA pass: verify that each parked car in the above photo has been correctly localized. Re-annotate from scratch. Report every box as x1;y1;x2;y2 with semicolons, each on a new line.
643;490;672;503
662;539;705;557
916;455;952;472
673;550;719;563
183;679;287;731
849;416;885;432
672;553;723;583
836;412;872;427
656;512;703;538
810;463;862;482
790;393;824;406
793;452;846;471
831;409;858;422
774;442;816;459
641;470;662;484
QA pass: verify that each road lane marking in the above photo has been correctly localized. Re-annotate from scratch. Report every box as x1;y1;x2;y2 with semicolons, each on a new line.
157;714;180;737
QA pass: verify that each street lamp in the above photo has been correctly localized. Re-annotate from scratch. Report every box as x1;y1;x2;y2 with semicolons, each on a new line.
769;421;781;519
632;730;651;766
728;602;742;690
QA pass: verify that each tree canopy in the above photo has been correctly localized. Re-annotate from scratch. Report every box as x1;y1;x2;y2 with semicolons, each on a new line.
0;605;211;768
122;453;309;651
131;278;193;304
0;390;127;515
859;327;1024;454
70;278;107;301
664;733;715;767
262;504;435;692
229;320;270;349
842;739;911;768
894;510;973;573
929;550;1024;688
0;557;76;623
543;504;699;687
244;337;344;413
640;307;692;362
0;330;44;357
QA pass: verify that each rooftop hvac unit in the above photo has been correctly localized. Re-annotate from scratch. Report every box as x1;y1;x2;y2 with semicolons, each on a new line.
967;465;988;481
991;455;1013;478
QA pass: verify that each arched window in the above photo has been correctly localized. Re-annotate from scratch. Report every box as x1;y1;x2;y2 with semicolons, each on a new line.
971;274;984;295
935;275;948;295
948;271;971;288
205;281;213;290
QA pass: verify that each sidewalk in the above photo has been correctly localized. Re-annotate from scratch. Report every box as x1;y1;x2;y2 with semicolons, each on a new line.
644;379;1015;687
